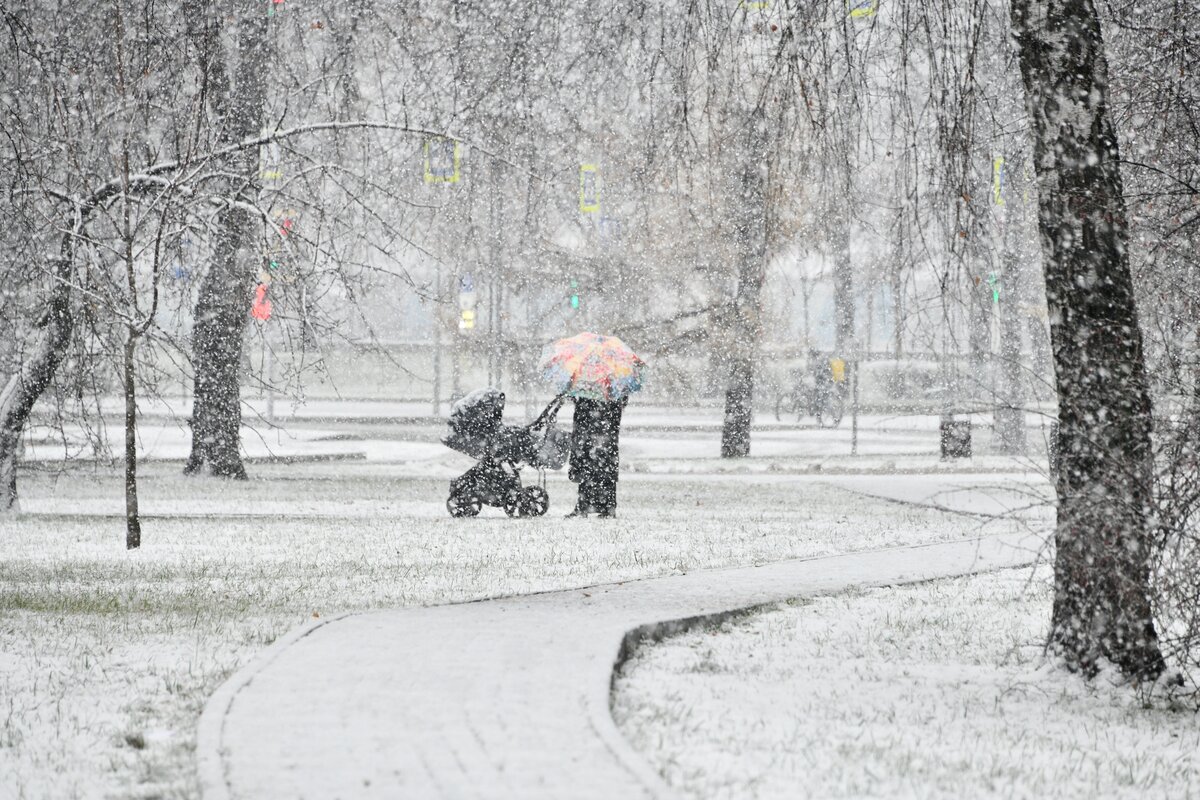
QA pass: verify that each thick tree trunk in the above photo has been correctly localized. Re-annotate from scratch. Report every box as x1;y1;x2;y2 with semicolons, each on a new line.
186;204;256;478
1011;0;1165;679
720;107;769;459
185;8;269;478
0;256;73;511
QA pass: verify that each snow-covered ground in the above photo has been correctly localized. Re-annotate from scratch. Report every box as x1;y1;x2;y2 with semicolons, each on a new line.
0;411;1050;798
0;452;1035;797
613;566;1200;799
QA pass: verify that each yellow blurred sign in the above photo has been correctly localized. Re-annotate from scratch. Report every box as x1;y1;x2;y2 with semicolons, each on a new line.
579;164;600;213
992;156;1005;206
830;358;846;383
259;127;282;182
425;138;461;184
848;0;877;17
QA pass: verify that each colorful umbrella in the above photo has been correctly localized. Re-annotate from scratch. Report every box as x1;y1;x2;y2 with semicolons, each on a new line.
540;332;646;401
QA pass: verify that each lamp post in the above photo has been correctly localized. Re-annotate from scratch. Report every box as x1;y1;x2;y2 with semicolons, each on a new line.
432;262;442;416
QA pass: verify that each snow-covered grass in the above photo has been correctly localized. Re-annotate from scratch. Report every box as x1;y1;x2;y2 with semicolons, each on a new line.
613;567;1200;800
0;458;1010;799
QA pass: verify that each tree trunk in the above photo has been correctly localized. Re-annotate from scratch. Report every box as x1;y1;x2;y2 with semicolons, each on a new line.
1011;0;1165;680
332;0;365;120
185;7;270;478
720;107;769;459
891;216;905;359
0;256;73;511
186;204;256;478
832;183;855;360
994;215;1027;454
124;335;141;549
967;265;991;406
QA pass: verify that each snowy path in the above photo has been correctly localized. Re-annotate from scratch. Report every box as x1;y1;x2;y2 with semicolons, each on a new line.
198;488;1046;799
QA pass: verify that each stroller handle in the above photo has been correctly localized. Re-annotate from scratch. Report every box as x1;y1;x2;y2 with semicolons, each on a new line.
527;393;567;432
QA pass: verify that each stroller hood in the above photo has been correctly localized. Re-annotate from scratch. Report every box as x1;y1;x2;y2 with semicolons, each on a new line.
450;388;505;421
443;388;505;459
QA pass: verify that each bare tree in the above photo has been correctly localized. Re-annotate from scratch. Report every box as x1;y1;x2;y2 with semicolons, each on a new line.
0;1;443;516
721;105;770;458
183;3;270;479
0;254;73;510
1011;0;1165;679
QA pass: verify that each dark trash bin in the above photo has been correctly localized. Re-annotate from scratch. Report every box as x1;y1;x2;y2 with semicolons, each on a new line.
940;419;972;459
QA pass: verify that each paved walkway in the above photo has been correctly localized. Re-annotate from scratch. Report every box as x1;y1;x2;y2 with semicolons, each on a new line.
198;518;1045;799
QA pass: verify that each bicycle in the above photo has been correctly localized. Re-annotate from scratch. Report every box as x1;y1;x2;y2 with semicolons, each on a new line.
774;363;846;427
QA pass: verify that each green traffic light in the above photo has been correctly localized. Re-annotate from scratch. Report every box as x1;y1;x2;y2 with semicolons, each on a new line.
570;295;579;309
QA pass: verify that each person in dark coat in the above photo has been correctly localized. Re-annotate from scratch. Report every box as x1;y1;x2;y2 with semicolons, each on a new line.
567;396;626;518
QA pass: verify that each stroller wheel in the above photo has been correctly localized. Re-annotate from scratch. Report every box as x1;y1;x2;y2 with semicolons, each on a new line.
502;491;522;518
518;486;550;518
447;492;482;518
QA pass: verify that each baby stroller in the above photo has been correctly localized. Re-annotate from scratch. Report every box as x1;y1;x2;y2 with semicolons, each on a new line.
441;388;569;518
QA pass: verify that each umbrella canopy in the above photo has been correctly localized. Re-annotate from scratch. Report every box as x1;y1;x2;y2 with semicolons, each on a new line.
539;332;646;401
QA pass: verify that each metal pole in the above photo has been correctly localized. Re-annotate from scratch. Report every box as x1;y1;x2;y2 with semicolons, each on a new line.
488;281;497;387
525;290;533;421
432;264;442;416
489;157;500;389
851;358;859;456
496;280;504;392
451;327;461;400
265;344;275;424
